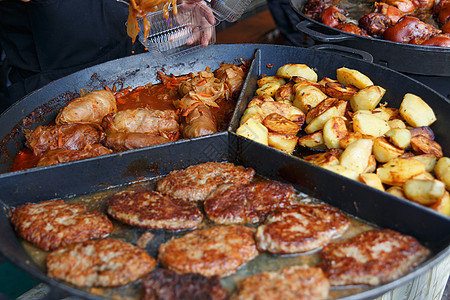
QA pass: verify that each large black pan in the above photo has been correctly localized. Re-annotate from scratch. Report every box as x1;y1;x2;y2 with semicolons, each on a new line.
0;44;449;299
290;0;450;77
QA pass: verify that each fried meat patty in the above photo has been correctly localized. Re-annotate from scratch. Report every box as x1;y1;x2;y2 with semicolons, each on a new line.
255;204;350;254
204;181;295;224
158;225;258;277
156;162;255;201
46;238;156;287
142;269;228;300
232;265;329;300
319;229;430;286
11;200;113;251
107;190;203;230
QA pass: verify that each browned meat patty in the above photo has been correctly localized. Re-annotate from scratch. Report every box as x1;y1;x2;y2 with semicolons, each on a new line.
158;225;259;277
10;200;113;251
25;123;105;157
156;162;255;202
255;204;350;254
107;190;203;230
36;144;113;167
46;238;156;287
232;265;329;300
319;229;430;286
142;269;228;300
204;181;295;224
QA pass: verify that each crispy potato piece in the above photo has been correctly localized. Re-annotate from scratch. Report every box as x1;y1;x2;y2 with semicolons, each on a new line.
277;64;318;82
306;98;339;124
257;76;286;87
339;139;374;174
292;79;322;91
403;179;446;205
305;106;340;134
324;82;358;100
410;172;435;181
298;131;326;150
387;119;407;129
359;173;385;191
275;82;295;103
435;157;450;190
352;111;390;137
407;154;437;173
410;135;443;158
318;77;338;85
385;128;411;149
268;132;299;154
364;155;377;173
336;67;373;89
263;113;301;135
323;165;359;180
371;106;400;122
429;191;450;216
248;95;274;107
339;132;375;149
256;82;281;97
293;86;328;113
409;126;435;140
387;186;406;198
373;137;404;163
303;150;341;167
376;158;426;186
260;101;305;125
323;117;348;149
399;93;436;127
236;118;268;145
240;106;264;125
350;86;386;112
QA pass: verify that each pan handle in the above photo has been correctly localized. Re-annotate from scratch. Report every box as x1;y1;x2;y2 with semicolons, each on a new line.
309;44;374;63
296;20;353;42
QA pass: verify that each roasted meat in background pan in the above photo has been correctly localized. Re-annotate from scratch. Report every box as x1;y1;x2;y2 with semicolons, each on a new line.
12;63;246;171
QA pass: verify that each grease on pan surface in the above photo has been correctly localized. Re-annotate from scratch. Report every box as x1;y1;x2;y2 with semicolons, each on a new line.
10;200;113;251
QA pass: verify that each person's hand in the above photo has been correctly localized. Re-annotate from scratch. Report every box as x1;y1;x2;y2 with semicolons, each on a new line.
178;0;216;47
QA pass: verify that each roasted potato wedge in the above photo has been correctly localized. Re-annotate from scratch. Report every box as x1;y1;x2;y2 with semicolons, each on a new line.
303;150;341;167
371;106;400;122
240;106;264;125
387;119;407;129
359;173;385;191
387;186;406;198
305;106;340;134
306;98;339;124
323;164;359;180
324;82;358;100
293;86;328;113
277;64;318;82
403;179;446;205
373;137;404;163
376;157;426;186
257;76;286;87
399;93;436;127
248;95;274;107
410;135;443;158
409;126;435;140
236;118;269;145
263;113;301;135
323;117;348;149
352;111;390;137
385;128;411;149
268;132;299;154
350;85;386;112
275;82;295;103
298;131;326;150
260;101;305;125
429;191;450;216
411;172;435;181
434;157;450;190
339;139;374;174
336;67;373;89
407;154;437;173
339;132;375;149
318;77;338;85
256;82;281;97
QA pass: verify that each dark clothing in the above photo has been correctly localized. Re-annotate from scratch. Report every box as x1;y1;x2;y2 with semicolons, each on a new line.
267;0;311;47
0;0;145;108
